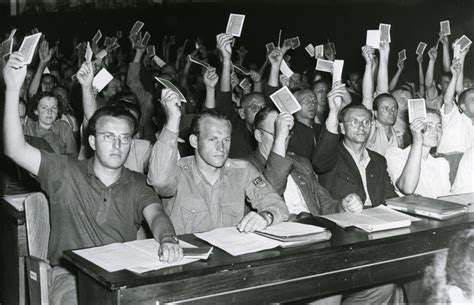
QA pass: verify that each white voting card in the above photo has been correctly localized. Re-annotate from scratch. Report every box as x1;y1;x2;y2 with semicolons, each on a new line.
266;42;276;52
146;45;155;57
188;55;210;69
85;42;93;62
366;30;381;49
270;86;302;114
141;31;151;46
1;38;13;58
316;59;334;73
92;30;102;44
398;49;407;61
379;23;391;43
130;21;144;35
291;36;300;49
226;13;245;37
315;44;324;58
332;60;344;84
155;77;187;103
95;49;107;59
305;44;315;57
233;64;250;75
18;33;42;65
279;59;294;78
440;20;451;36
93;68;114;92
456;35;472;51
416;42;427;55
408;98;427;123
239;78;251;89
153;55;166;68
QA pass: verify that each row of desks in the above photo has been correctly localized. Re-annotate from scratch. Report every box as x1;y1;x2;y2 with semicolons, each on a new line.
64;214;474;305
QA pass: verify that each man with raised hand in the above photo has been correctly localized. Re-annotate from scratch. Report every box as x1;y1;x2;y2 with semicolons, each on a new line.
312;83;397;304
248;106;363;220
3;53;182;305
147;89;289;235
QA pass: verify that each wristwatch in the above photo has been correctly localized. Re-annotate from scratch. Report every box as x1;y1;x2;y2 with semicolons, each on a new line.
160;235;179;245
259;211;274;226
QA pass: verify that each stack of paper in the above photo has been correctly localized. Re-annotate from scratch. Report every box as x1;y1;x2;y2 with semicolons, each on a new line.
387;195;469;220
438;193;474;212
195;222;331;256
73;239;208;274
319;206;420;232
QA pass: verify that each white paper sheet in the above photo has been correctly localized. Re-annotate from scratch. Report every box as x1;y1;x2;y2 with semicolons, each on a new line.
18;33;42;64
366;30;381;49
279;60;294;78
225;14;245;37
270;86;301;114
93;68;114;92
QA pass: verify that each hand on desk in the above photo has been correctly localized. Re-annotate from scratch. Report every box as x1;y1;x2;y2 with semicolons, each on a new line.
341;193;363;213
159;242;183;263
237;211;268;233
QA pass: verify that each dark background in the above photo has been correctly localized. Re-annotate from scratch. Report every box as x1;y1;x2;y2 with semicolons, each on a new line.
1;0;473;80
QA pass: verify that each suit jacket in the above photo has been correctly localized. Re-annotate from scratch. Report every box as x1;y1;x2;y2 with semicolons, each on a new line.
312;126;398;206
247;150;342;216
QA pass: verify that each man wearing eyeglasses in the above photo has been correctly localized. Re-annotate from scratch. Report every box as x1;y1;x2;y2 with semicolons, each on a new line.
312;84;398;209
3;54;182;305
248;106;363;221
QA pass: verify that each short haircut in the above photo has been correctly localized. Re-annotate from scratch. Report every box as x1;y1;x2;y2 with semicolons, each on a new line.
240;92;265;107
28;91;59;120
458;88;474;105
41;73;57;84
373;93;397;111
108;91;141;121
338;104;372;122
253;105;278;130
87;105;138;136
426;107;442;121
311;79;329;91
190;110;232;137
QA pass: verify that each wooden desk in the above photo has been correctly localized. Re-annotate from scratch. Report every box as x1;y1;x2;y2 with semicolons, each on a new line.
64;214;474;305
0;195;29;305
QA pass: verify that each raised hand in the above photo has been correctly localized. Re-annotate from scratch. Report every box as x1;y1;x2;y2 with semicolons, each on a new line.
39;40;53;63
379;40;390;61
450;58;462;77
76;61;94;88
3;52;27;92
268;48;283;66
416;53;423;64
397;59;405;71
161;88;182;121
274;112;294;141
409;118;426;145
428;47;438;61
249;70;262;83
281;38;293;54
327;83;346;113
361;46;375;65
203;67;219;88
216;33;233;62
439;33;449;46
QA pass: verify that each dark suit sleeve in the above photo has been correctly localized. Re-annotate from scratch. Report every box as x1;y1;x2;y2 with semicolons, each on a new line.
263;84;280;99
312;125;340;174
215;89;240;126
263;152;293;196
316;182;343;215
381;157;398;202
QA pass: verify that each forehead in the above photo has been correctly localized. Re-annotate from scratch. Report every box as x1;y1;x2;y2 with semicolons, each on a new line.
379;97;397;107
96;116;133;133
313;82;329;90
42;76;55;82
200;117;231;137
344;108;372;121
38;96;58;106
296;90;315;101
243;95;265;107
426;112;441;124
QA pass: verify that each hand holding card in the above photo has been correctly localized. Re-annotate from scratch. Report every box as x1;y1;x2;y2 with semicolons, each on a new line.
270;86;302;114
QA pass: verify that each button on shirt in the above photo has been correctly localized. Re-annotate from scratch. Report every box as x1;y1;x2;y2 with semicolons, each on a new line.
343;142;372;207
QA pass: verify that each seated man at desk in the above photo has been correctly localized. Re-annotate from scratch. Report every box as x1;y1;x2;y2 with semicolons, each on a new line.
248;106;364;219
2;53;182;305
147;89;289;234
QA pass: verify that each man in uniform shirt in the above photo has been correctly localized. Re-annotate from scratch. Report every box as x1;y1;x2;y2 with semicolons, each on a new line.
148;89;289;234
3;53;182;305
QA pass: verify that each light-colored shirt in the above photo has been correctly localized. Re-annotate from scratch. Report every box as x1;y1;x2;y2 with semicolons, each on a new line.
366;120;401;156
385;146;451;198
124;139;152;174
343;142;372;207
437;105;474;154
283;175;310;215
147;128;289;234
24;119;77;155
452;147;474;194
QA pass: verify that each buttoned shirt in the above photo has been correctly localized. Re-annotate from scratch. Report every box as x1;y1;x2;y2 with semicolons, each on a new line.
343;142;372;207
366;120;401;156
147;128;289;234
38;151;168;266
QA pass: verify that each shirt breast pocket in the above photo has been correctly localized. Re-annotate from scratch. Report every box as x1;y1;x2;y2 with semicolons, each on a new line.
220;201;242;227
179;200;210;234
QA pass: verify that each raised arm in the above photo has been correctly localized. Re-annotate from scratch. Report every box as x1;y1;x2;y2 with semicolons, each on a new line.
394;119;424;194
203;67;219;109
249;70;263;93
3;53;41;175
28;40;53;99
267;48;284;88
147;89;181;197
376;40;390;94
455;44;470;95
416;54;425;97
425;47;439;99
216;33;233;93
361;46;375;109
389;59;404;91
440;34;451;73
76;61;96;123
443;59;461;115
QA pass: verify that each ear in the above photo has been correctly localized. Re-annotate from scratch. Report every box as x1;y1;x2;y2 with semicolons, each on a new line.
88;135;96;151
374;110;379;119
460;103;466;112
339;123;346;135
254;128;263;143
189;134;198;149
238;108;246;120
34;109;38;116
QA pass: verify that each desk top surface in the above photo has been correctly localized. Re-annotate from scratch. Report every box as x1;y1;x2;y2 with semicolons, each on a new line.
64;212;474;291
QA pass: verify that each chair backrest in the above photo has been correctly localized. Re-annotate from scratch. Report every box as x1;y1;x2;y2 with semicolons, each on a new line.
24;192;50;260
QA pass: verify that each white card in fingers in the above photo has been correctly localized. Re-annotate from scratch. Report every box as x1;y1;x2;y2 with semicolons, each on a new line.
226;14;245;37
408;98;427;123
93;68;114;92
18;33;42;65
316;59;334;73
270;86;302;114
155;77;187;103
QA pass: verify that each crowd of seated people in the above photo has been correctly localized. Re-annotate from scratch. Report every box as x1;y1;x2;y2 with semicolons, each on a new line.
0;11;473;305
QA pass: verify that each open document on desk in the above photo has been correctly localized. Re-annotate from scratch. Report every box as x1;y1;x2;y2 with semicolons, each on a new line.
318;205;420;232
195;222;331;256
73;239;212;274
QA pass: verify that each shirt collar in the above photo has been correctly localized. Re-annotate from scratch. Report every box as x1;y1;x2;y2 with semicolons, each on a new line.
190;157;227;187
86;157;130;185
343;141;371;168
